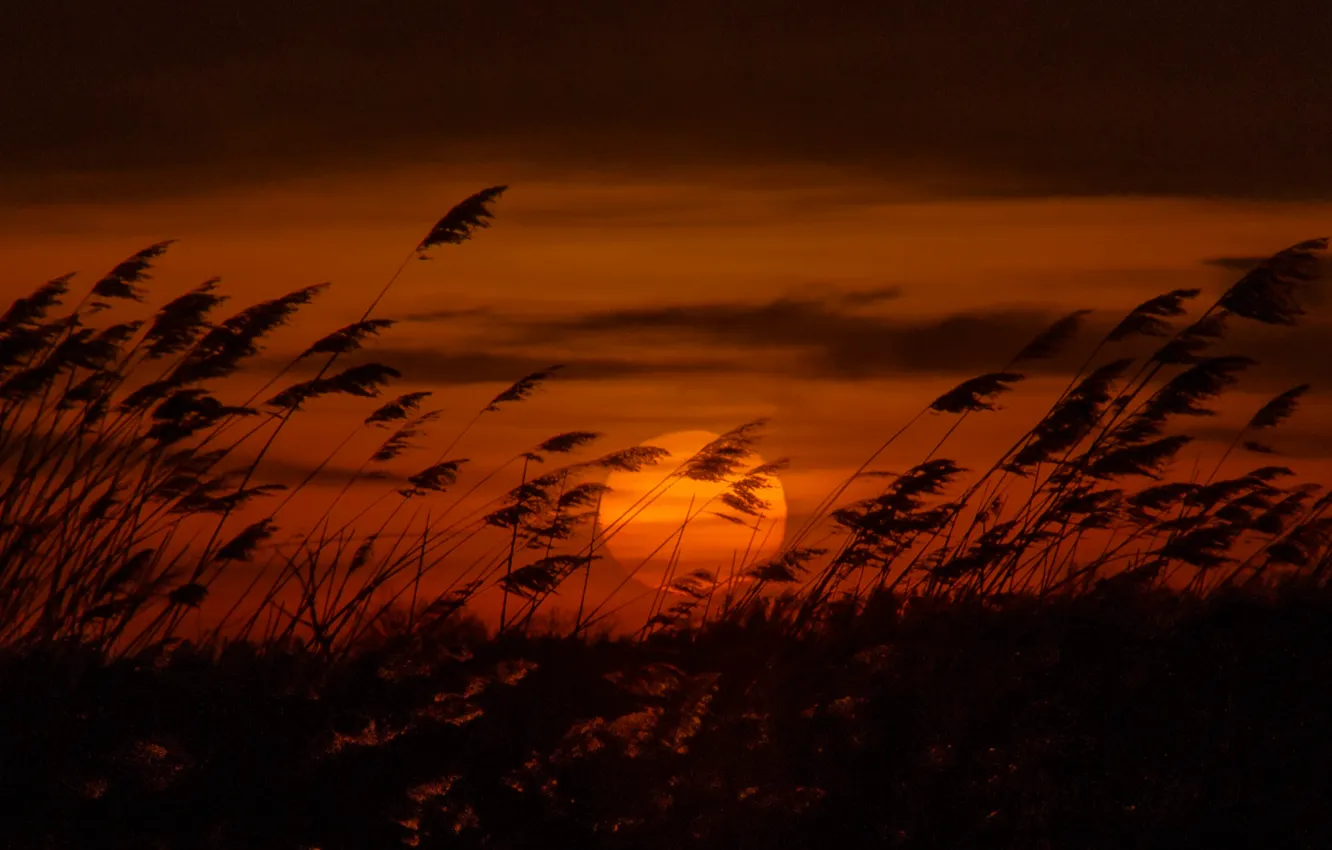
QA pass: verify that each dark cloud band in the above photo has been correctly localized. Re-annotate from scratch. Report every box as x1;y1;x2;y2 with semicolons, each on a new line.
6;1;1331;203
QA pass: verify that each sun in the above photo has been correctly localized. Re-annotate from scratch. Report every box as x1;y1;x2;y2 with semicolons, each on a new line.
598;430;787;594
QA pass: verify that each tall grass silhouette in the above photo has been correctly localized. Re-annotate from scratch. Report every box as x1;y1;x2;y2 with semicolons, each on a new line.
3;191;1332;848
0;189;1327;652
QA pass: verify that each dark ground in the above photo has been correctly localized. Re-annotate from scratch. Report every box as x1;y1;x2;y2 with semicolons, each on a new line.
3;587;1331;849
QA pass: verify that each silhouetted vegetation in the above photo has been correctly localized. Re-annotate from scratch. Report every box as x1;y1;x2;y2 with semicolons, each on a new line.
7;590;1332;848
2;190;1331;847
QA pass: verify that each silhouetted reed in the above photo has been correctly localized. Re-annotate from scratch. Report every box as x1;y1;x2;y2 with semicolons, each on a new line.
2;203;1329;656
3;202;1332;848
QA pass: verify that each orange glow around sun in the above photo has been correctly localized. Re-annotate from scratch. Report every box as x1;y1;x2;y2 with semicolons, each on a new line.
598;430;787;594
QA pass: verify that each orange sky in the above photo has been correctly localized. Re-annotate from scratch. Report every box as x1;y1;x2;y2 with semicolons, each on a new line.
3;168;1329;628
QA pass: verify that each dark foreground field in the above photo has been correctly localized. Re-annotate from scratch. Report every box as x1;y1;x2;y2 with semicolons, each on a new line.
4;587;1331;850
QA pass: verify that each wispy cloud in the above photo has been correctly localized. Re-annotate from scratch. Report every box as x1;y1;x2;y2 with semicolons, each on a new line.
1203;256;1269;272
513;298;1059;377
380;283;1332;386
272;349;736;385
256;459;408;487
835;286;906;308
399;306;494;324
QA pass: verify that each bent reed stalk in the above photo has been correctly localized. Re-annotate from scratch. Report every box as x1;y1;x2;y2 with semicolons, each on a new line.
0;204;1328;654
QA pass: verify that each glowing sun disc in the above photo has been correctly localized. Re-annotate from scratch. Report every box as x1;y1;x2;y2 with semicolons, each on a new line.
599;430;787;593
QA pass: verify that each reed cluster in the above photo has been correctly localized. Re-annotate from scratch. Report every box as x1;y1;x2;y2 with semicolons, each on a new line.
4;193;1331;848
0;189;1327;660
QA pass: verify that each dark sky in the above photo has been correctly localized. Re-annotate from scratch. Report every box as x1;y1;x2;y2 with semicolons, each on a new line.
5;0;1330;202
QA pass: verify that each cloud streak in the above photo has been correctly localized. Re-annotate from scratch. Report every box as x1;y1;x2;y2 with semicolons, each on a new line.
514;297;1060;377
373;283;1332;387
276;349;735;385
